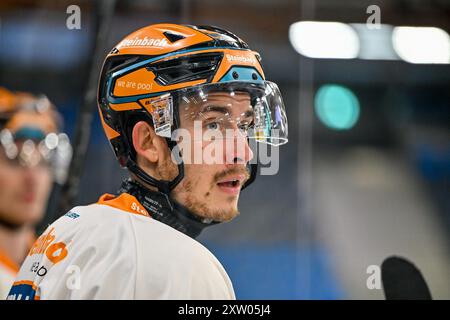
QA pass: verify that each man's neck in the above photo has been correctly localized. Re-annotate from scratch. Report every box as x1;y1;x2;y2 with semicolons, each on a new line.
119;178;218;239
0;224;34;267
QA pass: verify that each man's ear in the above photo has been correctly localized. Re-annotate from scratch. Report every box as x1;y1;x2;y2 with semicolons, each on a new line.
132;121;159;163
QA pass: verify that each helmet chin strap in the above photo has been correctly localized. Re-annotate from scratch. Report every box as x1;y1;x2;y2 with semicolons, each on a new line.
118;178;218;239
125;138;184;194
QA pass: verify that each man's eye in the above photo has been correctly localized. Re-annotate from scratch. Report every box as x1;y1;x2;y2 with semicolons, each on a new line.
206;122;220;130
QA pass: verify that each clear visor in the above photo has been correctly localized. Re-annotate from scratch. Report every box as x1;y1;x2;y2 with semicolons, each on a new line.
146;81;288;146
0;128;72;184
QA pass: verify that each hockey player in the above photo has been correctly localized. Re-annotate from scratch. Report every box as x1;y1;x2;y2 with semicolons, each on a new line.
0;87;68;298
8;23;288;300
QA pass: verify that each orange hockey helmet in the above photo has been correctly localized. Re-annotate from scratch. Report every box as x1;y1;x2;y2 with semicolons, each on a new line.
97;23;288;193
0;87;72;183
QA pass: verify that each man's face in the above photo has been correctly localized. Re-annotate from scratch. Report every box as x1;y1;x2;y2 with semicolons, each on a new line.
0;142;52;227
170;91;254;222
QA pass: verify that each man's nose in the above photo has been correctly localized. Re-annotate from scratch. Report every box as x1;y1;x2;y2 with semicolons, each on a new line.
21;166;40;186
224;129;254;165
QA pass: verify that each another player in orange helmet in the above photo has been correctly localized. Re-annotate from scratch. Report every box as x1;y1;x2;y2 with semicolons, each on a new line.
0;87;71;298
9;24;288;300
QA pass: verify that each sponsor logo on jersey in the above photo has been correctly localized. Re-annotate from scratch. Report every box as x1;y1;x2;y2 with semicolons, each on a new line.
64;211;80;219
131;202;147;215
28;227;68;264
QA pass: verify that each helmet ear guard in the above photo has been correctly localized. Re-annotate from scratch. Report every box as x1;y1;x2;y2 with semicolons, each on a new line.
102;102;184;194
126;100;185;194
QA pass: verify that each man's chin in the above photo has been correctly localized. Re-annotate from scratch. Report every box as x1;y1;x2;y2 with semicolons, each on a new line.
205;205;240;222
220;210;240;222
175;189;241;222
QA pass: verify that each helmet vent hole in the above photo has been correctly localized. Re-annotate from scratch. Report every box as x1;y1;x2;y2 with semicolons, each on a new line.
163;31;186;43
149;52;222;85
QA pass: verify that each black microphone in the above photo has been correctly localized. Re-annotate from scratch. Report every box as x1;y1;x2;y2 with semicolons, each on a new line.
381;256;432;300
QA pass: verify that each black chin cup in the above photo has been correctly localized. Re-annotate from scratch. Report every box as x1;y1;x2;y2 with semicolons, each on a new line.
119;178;218;238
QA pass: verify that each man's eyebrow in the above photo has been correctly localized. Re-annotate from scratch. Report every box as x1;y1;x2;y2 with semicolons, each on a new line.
199;105;230;116
194;105;231;120
196;105;254;117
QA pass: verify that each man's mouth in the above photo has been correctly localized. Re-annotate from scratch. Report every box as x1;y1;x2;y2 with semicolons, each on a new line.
21;191;36;203
216;174;246;195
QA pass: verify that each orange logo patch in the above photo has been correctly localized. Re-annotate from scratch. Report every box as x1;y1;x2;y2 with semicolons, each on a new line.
28;228;68;264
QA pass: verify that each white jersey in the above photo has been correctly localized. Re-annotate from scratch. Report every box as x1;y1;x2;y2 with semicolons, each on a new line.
7;192;235;300
0;250;18;299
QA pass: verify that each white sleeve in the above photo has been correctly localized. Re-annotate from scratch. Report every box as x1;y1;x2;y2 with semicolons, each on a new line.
132;216;236;299
8;206;137;300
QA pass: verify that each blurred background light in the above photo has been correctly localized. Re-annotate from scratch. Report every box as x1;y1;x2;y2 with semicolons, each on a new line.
289;21;359;59
290;21;450;64
351;23;398;60
392;26;450;64
315;84;360;130
0;14;90;69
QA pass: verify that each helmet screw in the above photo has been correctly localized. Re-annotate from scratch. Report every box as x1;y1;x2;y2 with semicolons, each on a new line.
252;73;258;80
232;71;239;79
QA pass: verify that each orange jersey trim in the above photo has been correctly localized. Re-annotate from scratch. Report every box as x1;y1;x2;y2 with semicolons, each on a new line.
12;280;38;291
0;248;19;275
97;193;150;217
